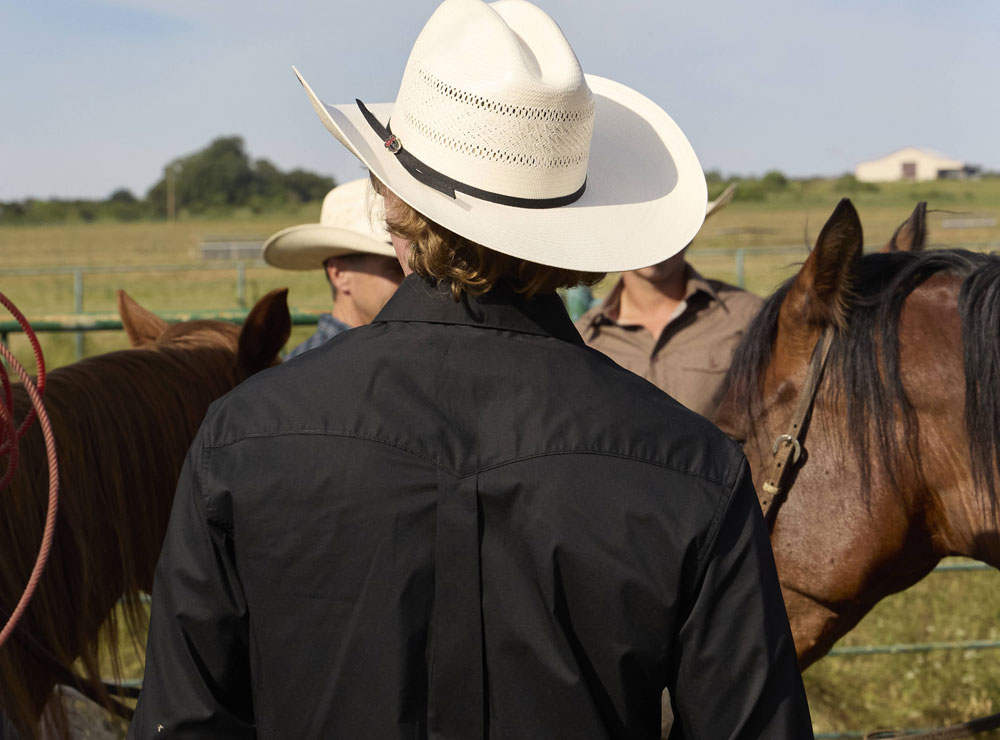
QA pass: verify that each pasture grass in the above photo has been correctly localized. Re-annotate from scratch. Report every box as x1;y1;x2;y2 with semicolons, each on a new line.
804;562;1000;737
6;182;1000;735
699;177;1000;252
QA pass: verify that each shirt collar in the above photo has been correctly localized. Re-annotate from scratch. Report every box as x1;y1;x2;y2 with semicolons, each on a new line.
376;275;584;345
685;266;722;303
586;264;721;328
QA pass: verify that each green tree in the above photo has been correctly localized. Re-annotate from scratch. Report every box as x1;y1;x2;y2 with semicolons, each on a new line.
108;188;137;203
146;136;255;215
145;137;335;216
704;169;724;185
252;158;286;199
284;168;335;203
761;170;788;190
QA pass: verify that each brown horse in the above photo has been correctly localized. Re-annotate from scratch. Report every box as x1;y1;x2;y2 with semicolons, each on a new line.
0;289;290;739
715;199;1000;668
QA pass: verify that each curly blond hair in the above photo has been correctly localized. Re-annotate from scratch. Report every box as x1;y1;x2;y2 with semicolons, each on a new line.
371;175;604;300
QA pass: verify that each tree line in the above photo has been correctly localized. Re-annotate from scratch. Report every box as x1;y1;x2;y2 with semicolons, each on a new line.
0;137;335;225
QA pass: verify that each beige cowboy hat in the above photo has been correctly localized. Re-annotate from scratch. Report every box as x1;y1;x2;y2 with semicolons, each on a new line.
292;0;707;273
262;178;396;270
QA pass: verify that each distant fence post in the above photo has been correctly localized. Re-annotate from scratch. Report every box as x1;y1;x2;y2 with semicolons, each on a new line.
236;262;247;308
74;268;84;361
735;248;746;289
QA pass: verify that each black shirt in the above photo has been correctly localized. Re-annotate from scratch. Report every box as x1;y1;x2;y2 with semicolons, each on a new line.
130;275;812;739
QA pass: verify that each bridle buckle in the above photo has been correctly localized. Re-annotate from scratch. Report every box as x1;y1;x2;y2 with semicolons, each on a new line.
772;434;802;463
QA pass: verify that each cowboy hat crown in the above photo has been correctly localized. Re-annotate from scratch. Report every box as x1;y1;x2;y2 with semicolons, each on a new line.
388;0;594;203
262;178;395;271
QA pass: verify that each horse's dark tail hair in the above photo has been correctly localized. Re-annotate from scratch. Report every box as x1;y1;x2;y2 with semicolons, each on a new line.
959;258;1000;515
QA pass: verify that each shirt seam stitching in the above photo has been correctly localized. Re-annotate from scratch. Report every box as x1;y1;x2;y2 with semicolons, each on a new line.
468;448;734;486
203;430;735;487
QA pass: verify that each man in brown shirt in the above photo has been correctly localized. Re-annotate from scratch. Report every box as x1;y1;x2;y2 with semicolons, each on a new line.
575;185;762;419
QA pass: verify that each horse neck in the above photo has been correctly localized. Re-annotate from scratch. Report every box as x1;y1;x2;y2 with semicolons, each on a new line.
5;341;242;599
11;345;243;533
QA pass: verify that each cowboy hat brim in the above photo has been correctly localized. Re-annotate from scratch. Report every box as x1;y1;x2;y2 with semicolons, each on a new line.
294;68;707;273
262;224;396;271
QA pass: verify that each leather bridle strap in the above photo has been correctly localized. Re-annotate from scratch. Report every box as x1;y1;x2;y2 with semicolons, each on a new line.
759;326;835;521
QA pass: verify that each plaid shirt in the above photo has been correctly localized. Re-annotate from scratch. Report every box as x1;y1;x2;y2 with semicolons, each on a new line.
285;313;352;360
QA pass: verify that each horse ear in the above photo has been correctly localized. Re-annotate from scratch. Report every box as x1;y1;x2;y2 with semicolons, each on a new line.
782;198;863;330
238;288;291;376
117;290;168;347
882;201;927;253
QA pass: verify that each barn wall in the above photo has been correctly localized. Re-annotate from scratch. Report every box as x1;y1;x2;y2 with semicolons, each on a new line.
855;148;964;182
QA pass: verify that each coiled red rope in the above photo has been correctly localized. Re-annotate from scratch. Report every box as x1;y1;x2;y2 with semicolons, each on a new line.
0;292;59;649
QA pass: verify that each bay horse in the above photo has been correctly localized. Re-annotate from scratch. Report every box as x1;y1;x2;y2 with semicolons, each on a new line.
715;199;1000;668
0;289;290;739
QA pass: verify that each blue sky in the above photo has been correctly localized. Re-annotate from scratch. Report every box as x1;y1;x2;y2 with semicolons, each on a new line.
2;0;997;200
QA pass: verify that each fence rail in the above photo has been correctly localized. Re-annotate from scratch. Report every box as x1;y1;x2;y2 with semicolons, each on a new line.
0;308;326;335
0;262;258;359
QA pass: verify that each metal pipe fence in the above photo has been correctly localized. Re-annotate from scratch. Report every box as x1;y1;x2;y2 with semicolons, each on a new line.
4;241;1000;359
0;262;260;360
815;561;998;739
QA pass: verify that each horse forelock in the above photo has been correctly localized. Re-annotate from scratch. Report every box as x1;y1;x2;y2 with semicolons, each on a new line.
723;249;1000;512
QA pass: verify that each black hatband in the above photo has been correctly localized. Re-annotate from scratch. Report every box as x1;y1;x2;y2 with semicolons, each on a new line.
356;99;586;209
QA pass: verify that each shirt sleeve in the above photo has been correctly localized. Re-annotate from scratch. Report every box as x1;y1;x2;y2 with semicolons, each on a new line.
667;457;814;739
128;436;255;739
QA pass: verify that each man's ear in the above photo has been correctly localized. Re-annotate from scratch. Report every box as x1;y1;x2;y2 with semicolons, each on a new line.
326;257;350;296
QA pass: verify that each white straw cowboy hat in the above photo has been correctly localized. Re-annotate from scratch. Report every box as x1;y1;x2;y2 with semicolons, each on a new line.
262;178;395;270
293;0;706;273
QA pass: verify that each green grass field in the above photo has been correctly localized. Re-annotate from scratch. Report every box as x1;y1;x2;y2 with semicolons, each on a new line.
5;179;1000;736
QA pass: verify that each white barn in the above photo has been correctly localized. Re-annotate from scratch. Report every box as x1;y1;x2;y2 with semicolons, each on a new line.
855;147;979;183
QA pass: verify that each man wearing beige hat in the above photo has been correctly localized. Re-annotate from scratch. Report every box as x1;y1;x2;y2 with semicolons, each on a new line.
262;178;403;359
132;1;811;738
576;184;762;419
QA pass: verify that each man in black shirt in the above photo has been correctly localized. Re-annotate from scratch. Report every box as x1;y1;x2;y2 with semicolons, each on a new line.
130;1;812;737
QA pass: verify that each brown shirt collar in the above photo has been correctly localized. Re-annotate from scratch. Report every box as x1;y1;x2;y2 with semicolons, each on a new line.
585;265;723;330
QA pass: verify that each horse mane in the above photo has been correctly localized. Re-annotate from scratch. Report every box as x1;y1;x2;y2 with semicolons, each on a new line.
959;257;1000;509
722;249;1000;510
0;342;243;737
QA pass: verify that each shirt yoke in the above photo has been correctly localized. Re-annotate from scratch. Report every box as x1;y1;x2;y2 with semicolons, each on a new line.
201;322;743;488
